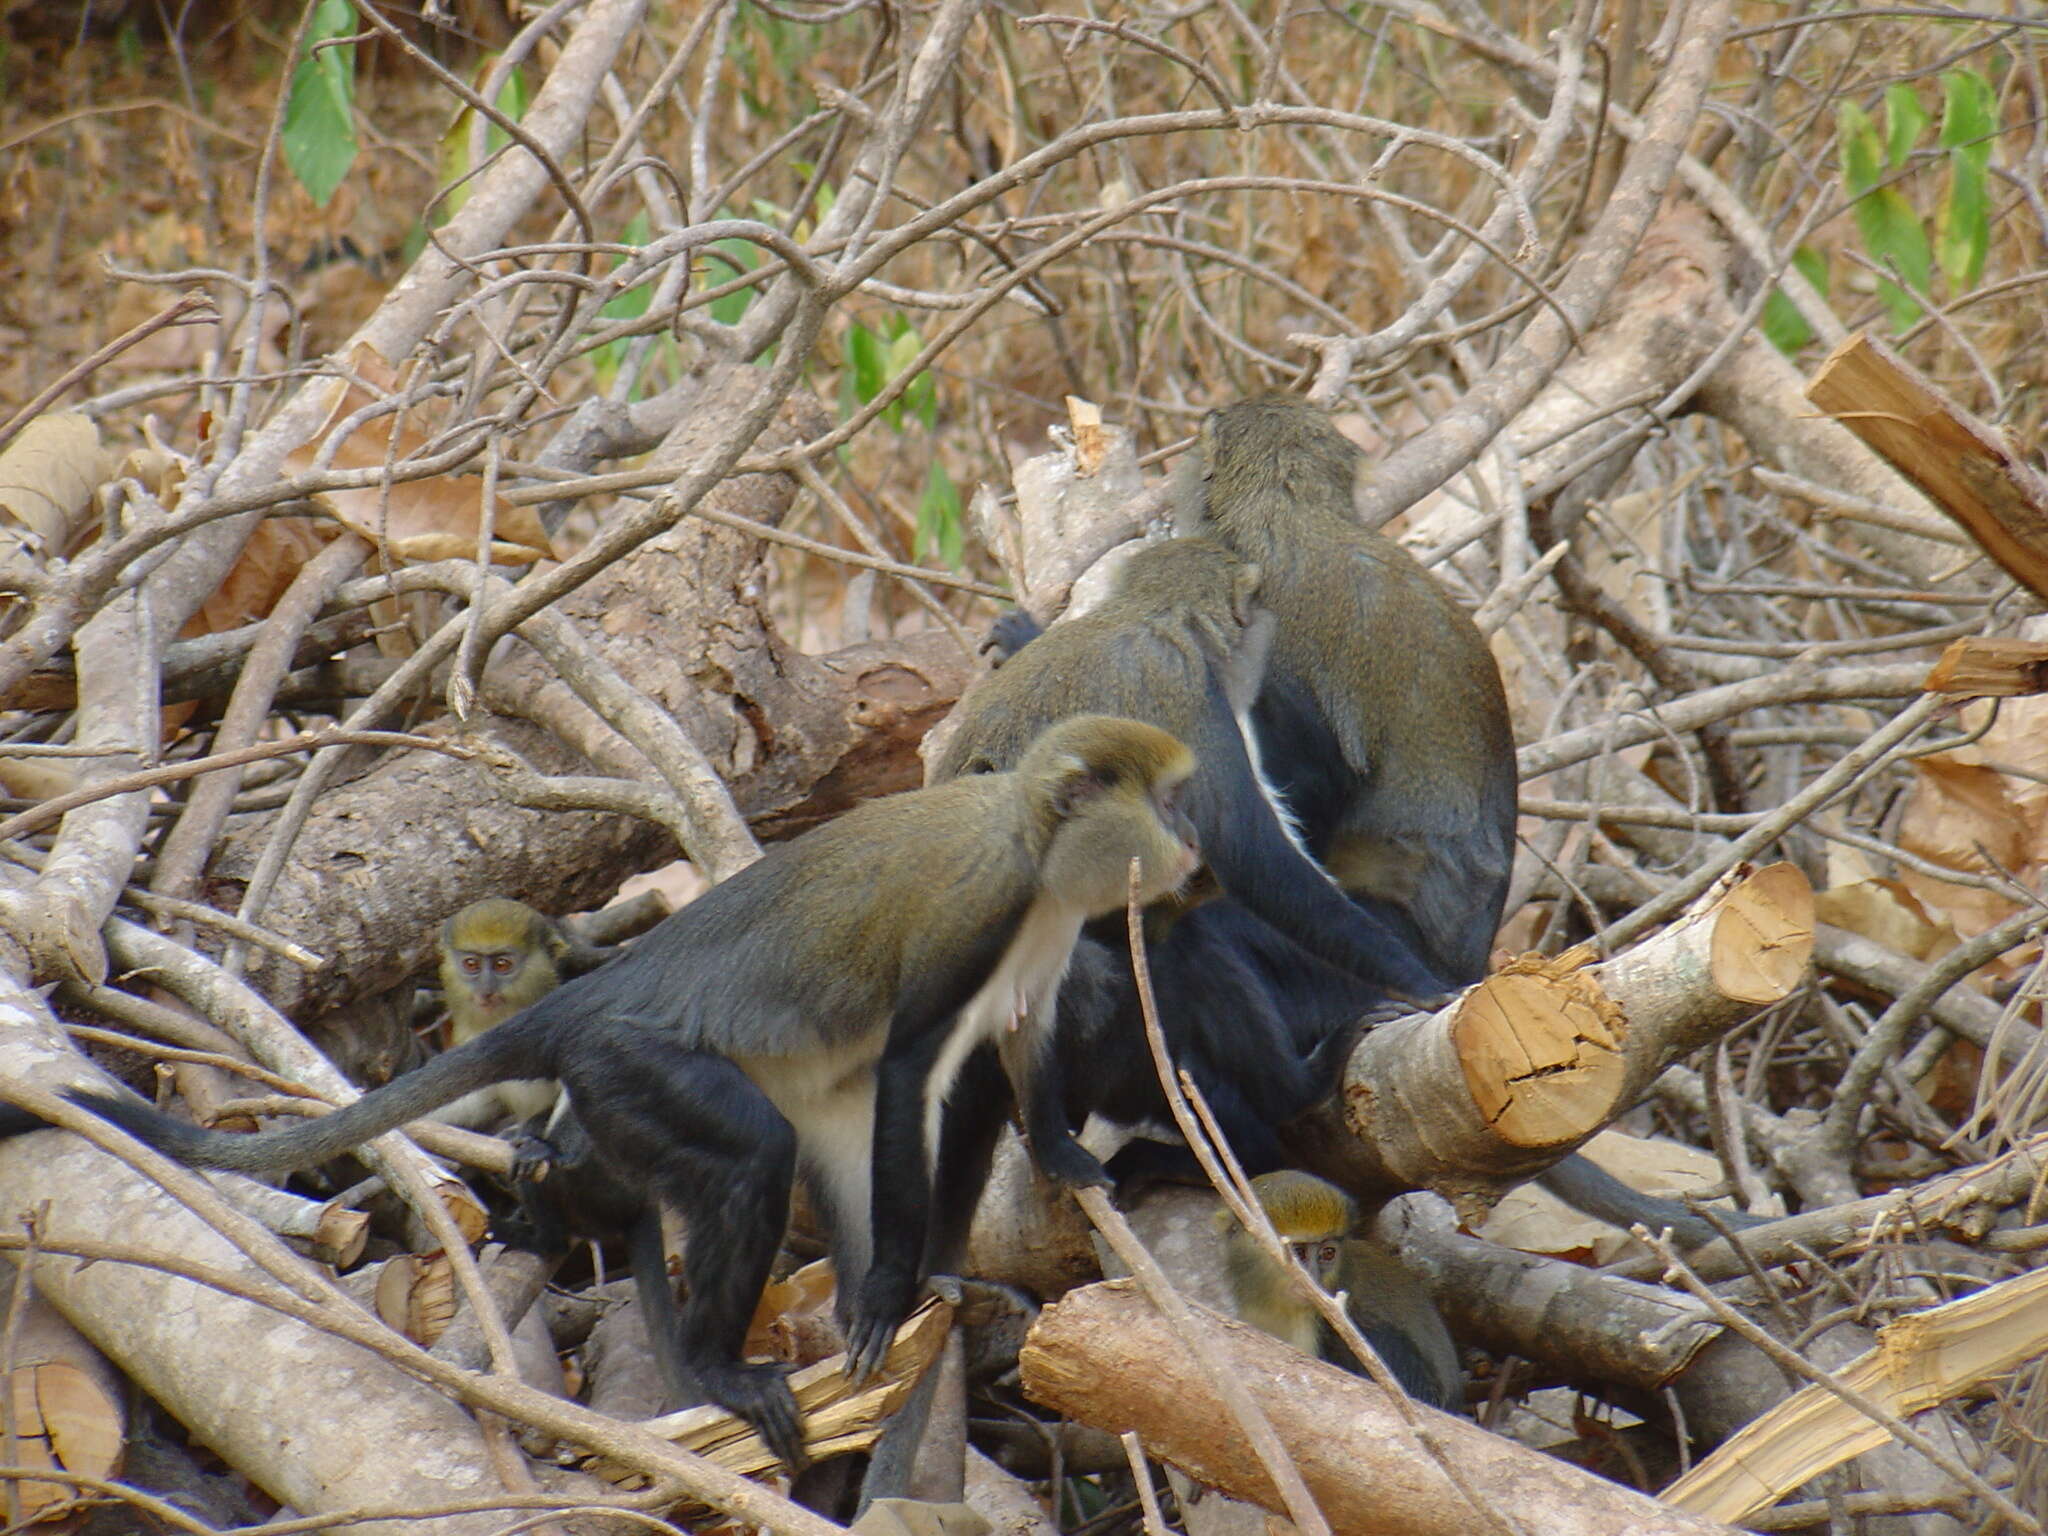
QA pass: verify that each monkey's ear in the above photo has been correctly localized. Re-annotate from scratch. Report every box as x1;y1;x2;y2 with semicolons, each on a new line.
1045;753;1112;820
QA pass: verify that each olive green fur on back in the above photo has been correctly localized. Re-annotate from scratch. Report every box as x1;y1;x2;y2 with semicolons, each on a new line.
933;537;1263;784
1185;394;1510;785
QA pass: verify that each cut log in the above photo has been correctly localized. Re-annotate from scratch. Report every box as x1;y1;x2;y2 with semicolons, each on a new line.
1288;862;1812;1214
1020;1279;1744;1536
1807;332;2048;600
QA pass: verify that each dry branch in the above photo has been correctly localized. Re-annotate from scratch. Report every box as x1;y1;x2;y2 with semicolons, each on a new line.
1021;1279;1743;1536
1807;333;2048;599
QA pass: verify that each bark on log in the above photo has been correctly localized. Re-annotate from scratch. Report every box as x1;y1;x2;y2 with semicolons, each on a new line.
0;997;513;1533
1020;1279;1743;1536
1287;862;1812;1214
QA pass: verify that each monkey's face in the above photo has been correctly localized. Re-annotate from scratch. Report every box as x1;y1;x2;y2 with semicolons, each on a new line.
452;948;532;1013
1288;1237;1344;1290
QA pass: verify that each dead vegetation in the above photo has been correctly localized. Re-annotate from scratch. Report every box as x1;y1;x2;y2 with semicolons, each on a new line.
0;0;2046;1532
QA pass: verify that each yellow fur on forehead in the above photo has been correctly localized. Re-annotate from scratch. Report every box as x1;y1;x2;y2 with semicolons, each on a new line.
1248;1169;1355;1240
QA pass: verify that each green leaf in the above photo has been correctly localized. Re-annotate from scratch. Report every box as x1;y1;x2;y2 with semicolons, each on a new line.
1791;245;1830;294
590;212;655;392
1937;151;1989;291
1938;68;1996;157
1839;103;1930;329
1883;84;1926;169
917;461;963;567
283;0;359;207
1937;69;1996;290
1760;288;1812;356
702;234;762;326
1838;102;1883;196
486;63;529;157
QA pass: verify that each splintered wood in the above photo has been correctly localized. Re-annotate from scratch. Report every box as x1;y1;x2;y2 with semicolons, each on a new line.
1806;333;2048;599
1664;1265;2048;1522
1924;636;2048;698
593;1295;954;1485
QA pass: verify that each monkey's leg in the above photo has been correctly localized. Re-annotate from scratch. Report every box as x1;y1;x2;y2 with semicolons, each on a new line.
857;1052;1011;1513
561;1038;804;1471
625;1206;689;1408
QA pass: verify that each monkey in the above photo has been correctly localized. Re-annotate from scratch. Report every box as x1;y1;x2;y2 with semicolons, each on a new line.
1;715;1203;1474
933;537;1448;1002
1178;393;1517;989
421;896;675;1369
1220;1170;1461;1411
1037;905;1361;1191
430;897;570;1132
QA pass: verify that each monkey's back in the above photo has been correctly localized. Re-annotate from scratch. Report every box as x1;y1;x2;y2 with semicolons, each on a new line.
934;600;1223;782
518;776;1038;1060
1189;394;1515;982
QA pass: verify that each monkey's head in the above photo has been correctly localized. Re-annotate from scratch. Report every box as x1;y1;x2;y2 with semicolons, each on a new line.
1225;1169;1358;1288
1193;395;1363;535
1017;715;1201;916
439;897;569;1034
1112;537;1264;631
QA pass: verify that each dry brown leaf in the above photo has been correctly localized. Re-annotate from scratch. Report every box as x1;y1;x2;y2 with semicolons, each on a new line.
283;345;554;563
745;1257;842;1365
0;413;113;559
1895;756;2034;963
185;514;339;638
1814;878;1958;965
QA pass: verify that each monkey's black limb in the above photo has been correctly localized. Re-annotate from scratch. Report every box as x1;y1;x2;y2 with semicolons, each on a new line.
558;1032;805;1469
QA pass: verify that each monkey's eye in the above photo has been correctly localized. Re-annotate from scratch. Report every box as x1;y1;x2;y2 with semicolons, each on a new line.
1318;1242;1340;1266
461;956;483;973
492;955;516;974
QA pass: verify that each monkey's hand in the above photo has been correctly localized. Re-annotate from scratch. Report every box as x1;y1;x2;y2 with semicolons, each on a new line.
978;608;1044;668
842;1266;920;1384
1028;1129;1114;1190
506;1128;560;1185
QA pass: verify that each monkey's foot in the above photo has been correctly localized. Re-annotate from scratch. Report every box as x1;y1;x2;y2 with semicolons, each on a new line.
842;1267;920;1385
692;1362;807;1473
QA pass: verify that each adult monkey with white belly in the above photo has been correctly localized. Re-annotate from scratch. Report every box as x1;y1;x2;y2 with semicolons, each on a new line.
0;715;1202;1473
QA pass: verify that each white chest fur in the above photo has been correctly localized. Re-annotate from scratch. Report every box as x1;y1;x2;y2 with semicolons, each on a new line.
929;896;1083;1148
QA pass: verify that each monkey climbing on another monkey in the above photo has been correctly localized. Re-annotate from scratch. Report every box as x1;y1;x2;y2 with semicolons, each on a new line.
934;537;1444;1004
0;715;1204;1474
1178;393;1516;989
1221;1169;1461;1411
986;398;1772;1244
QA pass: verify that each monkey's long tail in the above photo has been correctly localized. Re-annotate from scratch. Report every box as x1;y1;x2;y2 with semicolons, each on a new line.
54;1012;559;1174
